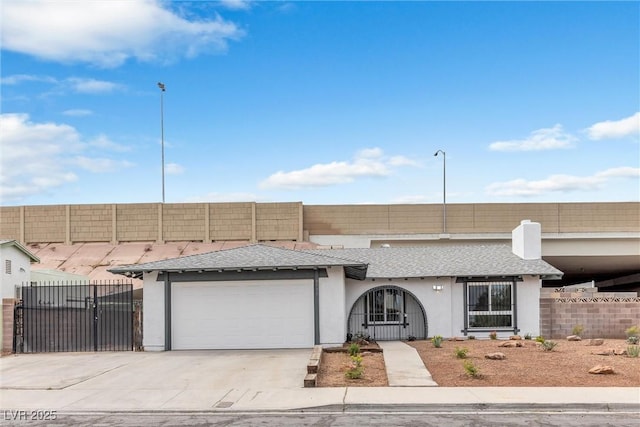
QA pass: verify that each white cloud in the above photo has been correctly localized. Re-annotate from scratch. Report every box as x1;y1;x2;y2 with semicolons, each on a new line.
260;148;418;189
72;156;134;173
67;78;121;94
219;0;252;10
62;109;93;117
391;195;430;203
165;163;185;175
586;112;640;140
0;113;133;200
489;124;577;151
1;0;244;68
0;74;56;85
88;134;131;152
485;167;640;197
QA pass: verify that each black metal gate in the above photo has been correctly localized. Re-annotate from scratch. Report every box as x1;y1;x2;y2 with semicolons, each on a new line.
347;285;428;341
14;282;133;353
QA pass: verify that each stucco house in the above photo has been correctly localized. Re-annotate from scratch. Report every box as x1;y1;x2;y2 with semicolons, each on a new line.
109;220;562;350
1;239;40;353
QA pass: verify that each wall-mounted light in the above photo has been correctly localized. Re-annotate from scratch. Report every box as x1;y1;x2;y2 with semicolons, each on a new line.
433;285;444;292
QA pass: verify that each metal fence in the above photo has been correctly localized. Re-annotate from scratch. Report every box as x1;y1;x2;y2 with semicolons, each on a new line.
14;281;133;353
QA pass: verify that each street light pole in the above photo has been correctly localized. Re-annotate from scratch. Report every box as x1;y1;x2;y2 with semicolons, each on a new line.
157;82;166;203
434;150;446;233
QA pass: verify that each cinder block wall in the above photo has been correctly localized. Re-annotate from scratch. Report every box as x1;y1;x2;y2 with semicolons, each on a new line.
540;289;640;339
303;202;640;235
1;201;637;243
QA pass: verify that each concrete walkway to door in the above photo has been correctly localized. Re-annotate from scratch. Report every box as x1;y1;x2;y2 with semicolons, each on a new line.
378;341;438;386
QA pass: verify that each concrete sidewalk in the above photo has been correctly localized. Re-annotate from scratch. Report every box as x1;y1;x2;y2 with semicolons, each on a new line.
377;341;437;386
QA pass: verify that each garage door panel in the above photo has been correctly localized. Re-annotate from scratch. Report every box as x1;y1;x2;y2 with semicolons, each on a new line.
172;281;314;349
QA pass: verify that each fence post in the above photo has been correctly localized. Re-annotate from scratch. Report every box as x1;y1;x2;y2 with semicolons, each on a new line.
93;285;98;352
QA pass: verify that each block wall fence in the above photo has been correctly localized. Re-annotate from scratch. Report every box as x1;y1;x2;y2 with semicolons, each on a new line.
0;201;638;244
540;288;640;339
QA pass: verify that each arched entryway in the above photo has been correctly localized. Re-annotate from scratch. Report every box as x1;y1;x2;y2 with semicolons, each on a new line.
347;285;428;341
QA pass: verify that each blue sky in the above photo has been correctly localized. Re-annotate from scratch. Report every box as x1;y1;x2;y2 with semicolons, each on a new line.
1;0;639;206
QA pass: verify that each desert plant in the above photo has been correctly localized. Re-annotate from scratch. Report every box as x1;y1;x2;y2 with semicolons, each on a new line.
454;347;469;359
348;343;360;357
541;340;558;352
489;331;497;340
431;335;443;348
524;333;532;340
625;326;639;344
572;324;584;337
345;354;364;379
467;335;476;340
535;335;546;343
627;345;640;358
463;360;480;378
407;335;416;342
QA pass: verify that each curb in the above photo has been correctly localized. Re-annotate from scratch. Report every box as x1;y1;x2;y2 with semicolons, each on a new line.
302;402;640;413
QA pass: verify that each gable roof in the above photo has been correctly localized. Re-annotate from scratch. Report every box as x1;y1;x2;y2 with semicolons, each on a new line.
108;242;562;281
305;244;563;279
108;244;367;278
0;239;40;263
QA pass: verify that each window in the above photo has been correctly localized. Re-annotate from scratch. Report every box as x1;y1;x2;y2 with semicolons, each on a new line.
467;281;513;328
367;288;403;323
5;260;11;275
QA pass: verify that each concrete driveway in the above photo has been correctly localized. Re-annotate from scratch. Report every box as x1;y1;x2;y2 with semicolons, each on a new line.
0;349;315;410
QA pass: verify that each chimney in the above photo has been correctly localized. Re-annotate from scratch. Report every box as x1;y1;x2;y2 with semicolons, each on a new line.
512;220;541;260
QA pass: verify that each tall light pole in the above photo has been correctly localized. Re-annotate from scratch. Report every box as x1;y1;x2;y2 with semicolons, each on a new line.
157;82;166;203
434;150;446;233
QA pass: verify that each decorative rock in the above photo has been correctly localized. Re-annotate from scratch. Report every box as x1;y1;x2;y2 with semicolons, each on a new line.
592;349;614;356
499;341;523;348
509;335;522;340
567;335;582;341
587;339;604;346
485;352;506;360
588;365;615;375
614;349;626;356
448;336;464;341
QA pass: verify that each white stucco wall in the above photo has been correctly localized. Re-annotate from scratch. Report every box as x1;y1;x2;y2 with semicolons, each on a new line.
344;275;543;340
345;277;460;338
1;245;34;300
319;267;346;345
142;271;165;351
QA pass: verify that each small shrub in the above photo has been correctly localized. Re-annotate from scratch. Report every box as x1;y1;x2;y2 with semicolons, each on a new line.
535;335;546;343
431;335;443;348
467;335;476;340
541;340;558;352
345;354;364;379
489;331;497;340
407;335;416;342
463;360;480;378
524;333;532;340
348;343;360;357
572;324;584;337
454;347;469;359
627;345;640;358
625;326;639;344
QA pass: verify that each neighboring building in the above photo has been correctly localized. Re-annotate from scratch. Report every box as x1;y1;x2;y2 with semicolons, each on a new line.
0;239;39;353
109;220;562;350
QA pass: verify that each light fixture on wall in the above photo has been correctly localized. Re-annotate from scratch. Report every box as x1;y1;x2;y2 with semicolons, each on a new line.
433;285;443;292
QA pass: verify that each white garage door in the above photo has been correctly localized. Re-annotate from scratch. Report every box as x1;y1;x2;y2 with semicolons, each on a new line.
171;280;314;349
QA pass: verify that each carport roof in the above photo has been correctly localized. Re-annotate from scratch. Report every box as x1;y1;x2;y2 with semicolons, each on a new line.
108;244;367;278
305;244;563;279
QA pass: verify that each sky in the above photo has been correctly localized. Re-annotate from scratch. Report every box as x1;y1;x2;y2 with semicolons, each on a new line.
1;0;639;207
